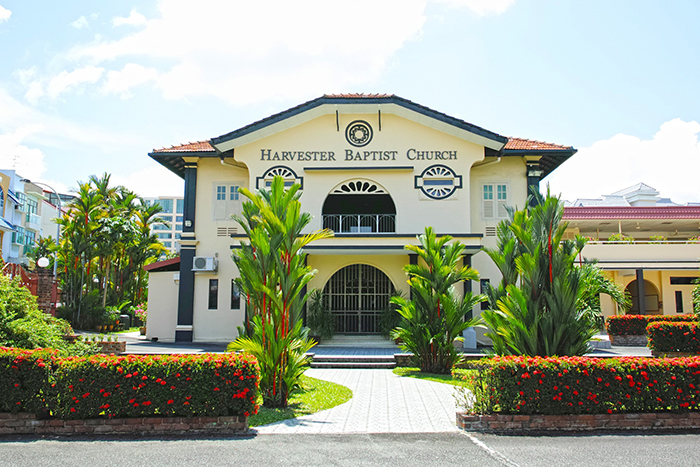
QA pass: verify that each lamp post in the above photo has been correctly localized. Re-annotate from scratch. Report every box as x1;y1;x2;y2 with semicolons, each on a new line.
19;179;61;277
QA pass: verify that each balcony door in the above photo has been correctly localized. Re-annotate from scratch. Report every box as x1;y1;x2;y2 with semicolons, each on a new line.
322;180;396;233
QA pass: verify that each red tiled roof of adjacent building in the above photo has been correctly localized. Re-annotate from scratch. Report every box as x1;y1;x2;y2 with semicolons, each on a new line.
152;141;215;153
505;137;573;151
563;206;700;220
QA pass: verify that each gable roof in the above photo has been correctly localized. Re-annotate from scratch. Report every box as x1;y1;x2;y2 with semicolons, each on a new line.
563;206;700;220
149;95;576;178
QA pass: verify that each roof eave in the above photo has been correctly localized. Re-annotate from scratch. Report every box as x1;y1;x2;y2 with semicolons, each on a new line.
210;95;508;152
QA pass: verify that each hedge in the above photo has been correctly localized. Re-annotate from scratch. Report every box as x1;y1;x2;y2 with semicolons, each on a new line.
606;314;697;336
0;348;260;419
468;356;700;415
647;322;700;353
0;347;58;414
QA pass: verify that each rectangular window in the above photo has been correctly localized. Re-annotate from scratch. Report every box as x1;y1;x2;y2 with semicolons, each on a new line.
676;291;684;313
26;199;38;215
480;279;490;310
157;233;172;239
482;183;508;219
231;280;241;309
160;215;172;222
163;241;172;248
175;224;183;231
213;182;244;220
153;224;169;231
174;233;181;240
670;277;699;285
176;198;184;214
176;216;183;223
209;279;219;309
216;186;226;201
158;199;173;213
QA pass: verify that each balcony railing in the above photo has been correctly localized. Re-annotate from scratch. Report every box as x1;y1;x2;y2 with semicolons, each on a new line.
26;213;41;229
322;214;396;234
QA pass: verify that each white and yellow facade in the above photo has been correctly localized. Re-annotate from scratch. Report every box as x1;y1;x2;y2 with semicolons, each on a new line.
146;94;575;343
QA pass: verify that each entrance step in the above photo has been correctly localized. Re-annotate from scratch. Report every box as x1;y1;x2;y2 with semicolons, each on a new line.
317;335;398;348
309;354;396;369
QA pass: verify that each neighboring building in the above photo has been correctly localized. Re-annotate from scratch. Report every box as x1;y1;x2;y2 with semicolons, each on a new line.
144;196;184;254
0;170;65;266
146;94;576;343
563;183;700;319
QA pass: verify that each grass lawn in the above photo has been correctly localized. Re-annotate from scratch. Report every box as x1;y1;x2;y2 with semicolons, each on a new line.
249;375;352;427
392;367;476;389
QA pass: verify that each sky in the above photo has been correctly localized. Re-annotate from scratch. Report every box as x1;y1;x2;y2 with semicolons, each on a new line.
0;0;698;202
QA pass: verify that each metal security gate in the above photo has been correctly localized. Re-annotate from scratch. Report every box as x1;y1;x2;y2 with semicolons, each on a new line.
323;264;394;334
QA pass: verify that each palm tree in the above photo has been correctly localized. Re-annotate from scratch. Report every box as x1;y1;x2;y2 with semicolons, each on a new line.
227;176;333;408
391;227;484;374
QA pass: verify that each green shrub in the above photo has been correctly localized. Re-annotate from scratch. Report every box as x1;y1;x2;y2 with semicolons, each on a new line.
606;314;697;336
468;356;700;415
50;353;259;419
607;233;634;243
306;289;334;340
0;347;58;414
379;291;404;337
647;322;700;353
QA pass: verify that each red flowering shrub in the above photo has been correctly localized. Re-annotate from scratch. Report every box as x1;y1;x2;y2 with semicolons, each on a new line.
0;347;58;414
49;353;259;419
469;356;700;415
606;315;697;336
0;348;260;420
647;322;700;353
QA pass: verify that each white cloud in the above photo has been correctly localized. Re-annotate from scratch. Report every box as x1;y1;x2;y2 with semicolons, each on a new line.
0;4;11;23
111;165;184;198
68;0;428;105
24;65;104;103
0;127;48;185
71;16;88;29
101;63;159;99
112;10;148;27
544;119;700;205
431;0;515;15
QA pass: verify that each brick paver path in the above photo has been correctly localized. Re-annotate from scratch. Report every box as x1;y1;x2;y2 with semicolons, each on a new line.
253;369;459;434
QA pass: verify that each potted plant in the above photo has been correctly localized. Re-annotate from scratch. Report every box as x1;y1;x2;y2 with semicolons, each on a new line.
306;289;334;343
135;304;147;335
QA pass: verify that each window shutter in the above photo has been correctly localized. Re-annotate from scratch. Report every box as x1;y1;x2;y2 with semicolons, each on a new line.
483;199;494;218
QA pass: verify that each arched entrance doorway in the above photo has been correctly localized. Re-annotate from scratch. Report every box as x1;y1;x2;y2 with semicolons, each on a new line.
625;280;660;314
322;180;396;233
323;264;395;334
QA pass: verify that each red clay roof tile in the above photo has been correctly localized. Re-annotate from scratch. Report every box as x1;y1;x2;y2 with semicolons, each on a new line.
563;206;700;220
152;141;215;153
505;137;572;151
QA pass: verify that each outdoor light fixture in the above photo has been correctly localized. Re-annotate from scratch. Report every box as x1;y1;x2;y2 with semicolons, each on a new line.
527;167;544;178
37;257;50;268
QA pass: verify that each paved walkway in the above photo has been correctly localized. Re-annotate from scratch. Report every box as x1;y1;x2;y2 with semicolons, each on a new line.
254;369;459;434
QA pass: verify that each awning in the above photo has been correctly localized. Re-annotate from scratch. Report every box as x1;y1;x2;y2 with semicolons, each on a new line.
0;218;15;232
6;190;20;205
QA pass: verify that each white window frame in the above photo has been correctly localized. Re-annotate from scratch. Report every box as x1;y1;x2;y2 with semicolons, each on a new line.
481;182;510;220
213;182;244;221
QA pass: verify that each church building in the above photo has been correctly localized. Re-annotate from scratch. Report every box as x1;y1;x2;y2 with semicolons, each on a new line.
145;94;576;343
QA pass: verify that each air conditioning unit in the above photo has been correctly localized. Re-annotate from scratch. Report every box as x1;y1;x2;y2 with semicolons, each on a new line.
192;256;218;272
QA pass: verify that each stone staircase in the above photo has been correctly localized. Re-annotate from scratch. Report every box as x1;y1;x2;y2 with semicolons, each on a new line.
309;354;397;369
308;335;399;369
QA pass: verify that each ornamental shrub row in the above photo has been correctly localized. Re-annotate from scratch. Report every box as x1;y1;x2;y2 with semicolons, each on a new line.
647;322;700;353
0;347;260;419
468;356;700;415
0;347;58;414
606;314;697;336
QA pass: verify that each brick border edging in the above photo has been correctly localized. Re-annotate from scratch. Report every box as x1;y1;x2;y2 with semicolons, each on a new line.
608;334;648;346
457;412;700;433
0;413;248;436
